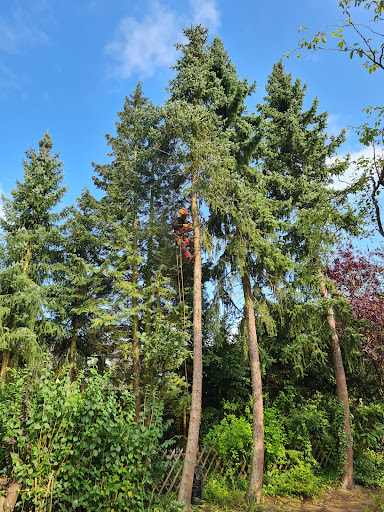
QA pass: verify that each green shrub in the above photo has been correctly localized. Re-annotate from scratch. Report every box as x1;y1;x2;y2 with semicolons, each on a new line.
202;475;246;509
353;399;384;451
203;414;252;473
150;494;184;512
352;399;384;489
263;406;287;470
364;490;384;512
0;366;171;511
354;448;384;488
204;391;339;474
264;460;320;498
273;388;342;471
202;391;384;498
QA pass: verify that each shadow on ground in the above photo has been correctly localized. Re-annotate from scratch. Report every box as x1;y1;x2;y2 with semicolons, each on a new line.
265;486;381;512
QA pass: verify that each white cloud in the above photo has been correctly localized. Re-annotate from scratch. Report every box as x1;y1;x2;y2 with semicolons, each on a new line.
330;145;384;190
0;64;22;98
326;113;345;137
189;0;220;32
104;2;182;79
0;7;49;54
104;0;222;80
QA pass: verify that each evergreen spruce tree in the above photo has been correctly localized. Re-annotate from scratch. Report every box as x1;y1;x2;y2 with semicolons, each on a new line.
259;62;360;489
48;190;109;377
165;26;235;509
205;39;291;502
92;83;171;418
0;133;66;380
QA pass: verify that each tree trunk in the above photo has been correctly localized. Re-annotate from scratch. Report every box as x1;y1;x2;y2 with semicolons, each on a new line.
156;288;161;333
22;243;32;275
132;146;141;422
0;349;11;384
145;177;155;335
0;482;21;511
242;272;264;503
183;406;187;447
132;223;140;421
177;173;202;511
68;312;78;383
319;279;354;490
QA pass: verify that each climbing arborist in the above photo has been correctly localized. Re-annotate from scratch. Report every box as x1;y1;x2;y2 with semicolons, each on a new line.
171;208;195;263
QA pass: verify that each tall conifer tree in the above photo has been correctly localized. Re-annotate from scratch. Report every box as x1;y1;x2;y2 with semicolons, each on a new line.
165;26;235;509
259;62;360;489
92;83;165;418
48;190;108;377
0;133;66;380
206;39;290;502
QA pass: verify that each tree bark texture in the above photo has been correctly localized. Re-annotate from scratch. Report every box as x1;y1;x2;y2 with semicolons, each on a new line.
144;182;155;335
0;482;21;511
132;146;141;422
319;279;354;490
0;349;11;384
242;272;264;503
177;177;202;511
22;244;32;275
68;311;79;384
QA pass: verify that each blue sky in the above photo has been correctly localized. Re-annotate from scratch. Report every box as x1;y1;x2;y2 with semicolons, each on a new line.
0;0;382;213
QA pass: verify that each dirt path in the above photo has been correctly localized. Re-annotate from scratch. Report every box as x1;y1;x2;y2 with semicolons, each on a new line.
265;486;382;512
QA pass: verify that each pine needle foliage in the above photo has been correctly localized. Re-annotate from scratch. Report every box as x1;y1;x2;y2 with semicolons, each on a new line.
0;133;66;378
47;190;109;370
258;61;362;369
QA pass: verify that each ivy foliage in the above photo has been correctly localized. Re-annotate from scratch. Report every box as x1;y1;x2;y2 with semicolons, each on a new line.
0;366;173;511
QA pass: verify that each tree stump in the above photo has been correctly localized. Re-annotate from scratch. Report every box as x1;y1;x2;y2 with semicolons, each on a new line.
0;479;21;512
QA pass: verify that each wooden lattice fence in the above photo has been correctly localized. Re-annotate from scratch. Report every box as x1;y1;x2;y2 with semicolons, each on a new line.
154;446;230;496
312;439;335;468
154;440;335;496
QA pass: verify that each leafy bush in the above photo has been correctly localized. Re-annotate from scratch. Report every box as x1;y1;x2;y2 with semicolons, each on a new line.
263;406;287;469
203;391;384;497
353;399;384;451
272;388;343;471
364;490;384;512
351;399;384;489
204;400;288;474
203;413;252;474
202;475;246;509
0;366;171;511
264;460;320;498
203;390;348;499
354;448;384;488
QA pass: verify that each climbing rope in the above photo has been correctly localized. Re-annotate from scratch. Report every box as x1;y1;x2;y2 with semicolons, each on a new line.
175;243;190;412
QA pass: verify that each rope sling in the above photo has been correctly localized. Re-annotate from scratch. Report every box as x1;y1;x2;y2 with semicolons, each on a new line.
176;242;190;413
